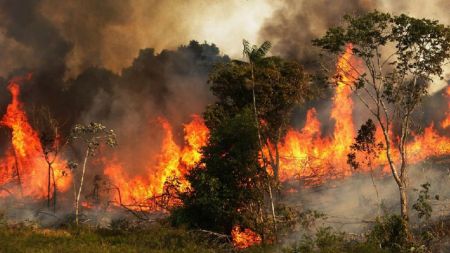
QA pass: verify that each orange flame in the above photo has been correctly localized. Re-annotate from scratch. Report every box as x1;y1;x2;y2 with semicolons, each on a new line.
231;225;262;249
276;45;450;186
442;86;450;129
104;115;209;208
0;80;71;198
275;45;359;184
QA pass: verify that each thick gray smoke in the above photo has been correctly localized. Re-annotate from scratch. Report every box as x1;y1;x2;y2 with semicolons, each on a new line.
260;0;375;69
0;0;230;216
260;0;450;89
0;0;449;234
259;0;450;239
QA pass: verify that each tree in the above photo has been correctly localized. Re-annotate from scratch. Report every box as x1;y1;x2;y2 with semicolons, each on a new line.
240;40;314;180
206;41;314;238
69;122;117;225
313;11;450;233
32;106;65;212
347;119;383;214
173;109;267;236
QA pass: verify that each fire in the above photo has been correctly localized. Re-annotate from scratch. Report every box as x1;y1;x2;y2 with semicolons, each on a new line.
276;45;450;186
276;45;360;184
408;124;450;162
0;79;71;198
442;86;450;129
181;114;209;169
231;225;262;249
104;115;209;208
1;47;449;210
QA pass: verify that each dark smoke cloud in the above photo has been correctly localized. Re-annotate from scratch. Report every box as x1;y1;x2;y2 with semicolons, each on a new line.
260;0;375;69
260;0;450;90
0;0;70;74
38;0;264;78
260;0;450;133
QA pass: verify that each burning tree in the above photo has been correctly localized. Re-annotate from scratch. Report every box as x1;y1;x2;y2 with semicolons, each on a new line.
313;11;450;234
32;106;65;211
69;122;117;225
175;40;315;243
174;110;266;237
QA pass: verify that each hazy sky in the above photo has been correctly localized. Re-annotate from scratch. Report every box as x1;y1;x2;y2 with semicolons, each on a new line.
0;0;449;88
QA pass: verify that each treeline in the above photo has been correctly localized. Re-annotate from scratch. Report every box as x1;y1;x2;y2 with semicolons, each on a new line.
169;11;450;252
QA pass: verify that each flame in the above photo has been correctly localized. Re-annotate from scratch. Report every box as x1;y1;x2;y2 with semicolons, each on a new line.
275;45;359;185
231;225;262;249
181;114;209;169
104;115;209;208
408;124;450;162
0;79;71;198
1;47;449;209
275;45;450;186
442;86;450;129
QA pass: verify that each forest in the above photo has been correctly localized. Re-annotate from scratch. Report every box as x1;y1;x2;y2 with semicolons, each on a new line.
1;1;450;253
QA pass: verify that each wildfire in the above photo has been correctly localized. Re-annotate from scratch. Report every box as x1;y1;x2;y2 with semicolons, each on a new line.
0;79;71;198
442;86;450;129
104;115;209;208
276;45;450;186
231;225;262;249
276;45;360;184
1;46;449;210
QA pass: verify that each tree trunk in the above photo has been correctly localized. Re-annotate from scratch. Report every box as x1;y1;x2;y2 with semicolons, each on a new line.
399;183;408;223
267;179;277;241
379;116;410;236
12;149;23;197
75;148;89;225
47;162;51;208
52;165;57;212
250;63;278;238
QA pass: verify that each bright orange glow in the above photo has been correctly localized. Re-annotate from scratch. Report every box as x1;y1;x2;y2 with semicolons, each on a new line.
274;45;450;186
104;115;209;208
442;86;450;129
231;225;262;249
274;45;359;185
0;79;71;198
1;48;449;210
181;114;209;169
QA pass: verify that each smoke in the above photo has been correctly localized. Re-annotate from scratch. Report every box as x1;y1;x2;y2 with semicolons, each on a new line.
260;0;375;69
0;0;449;234
260;0;450;90
0;0;270;79
280;160;450;241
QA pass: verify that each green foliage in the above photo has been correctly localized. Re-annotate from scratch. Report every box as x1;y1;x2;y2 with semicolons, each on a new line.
70;122;117;155
367;215;409;252
347;119;383;170
314;10;450;236
412;182;435;220
207;45;315;181
172;109;266;234
0;224;221;253
284;227;387;253
243;40;272;64
313;11;450;109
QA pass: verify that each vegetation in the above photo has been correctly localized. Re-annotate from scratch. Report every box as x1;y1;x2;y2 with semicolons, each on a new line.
313;10;450;233
1;10;450;253
0;223;225;253
173;40;315;241
172;109;267;235
69;123;117;225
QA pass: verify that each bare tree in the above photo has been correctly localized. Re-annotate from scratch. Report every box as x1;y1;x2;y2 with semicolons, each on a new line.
33;106;66;212
69;122;117;225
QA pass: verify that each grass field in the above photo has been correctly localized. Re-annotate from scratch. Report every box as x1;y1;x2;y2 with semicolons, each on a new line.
0;224;233;253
